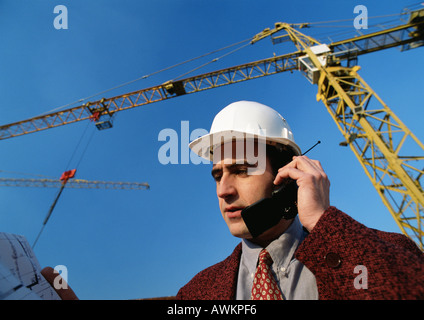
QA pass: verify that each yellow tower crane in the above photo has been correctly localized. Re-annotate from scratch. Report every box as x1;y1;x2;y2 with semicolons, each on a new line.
266;19;424;249
0;9;423;247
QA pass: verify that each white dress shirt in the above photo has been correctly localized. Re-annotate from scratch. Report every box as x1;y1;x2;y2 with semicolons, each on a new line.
236;217;318;300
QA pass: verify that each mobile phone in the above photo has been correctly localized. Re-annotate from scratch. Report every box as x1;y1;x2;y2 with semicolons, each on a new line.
241;178;298;238
240;141;320;238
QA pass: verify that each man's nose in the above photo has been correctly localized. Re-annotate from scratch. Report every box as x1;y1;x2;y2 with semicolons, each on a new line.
216;174;237;199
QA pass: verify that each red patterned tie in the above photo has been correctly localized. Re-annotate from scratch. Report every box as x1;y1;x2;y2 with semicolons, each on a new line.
251;249;283;300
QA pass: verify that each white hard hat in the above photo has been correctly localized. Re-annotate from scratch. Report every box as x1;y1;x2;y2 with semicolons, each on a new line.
189;100;301;160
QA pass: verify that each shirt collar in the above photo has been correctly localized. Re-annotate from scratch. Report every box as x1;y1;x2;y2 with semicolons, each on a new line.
240;217;306;275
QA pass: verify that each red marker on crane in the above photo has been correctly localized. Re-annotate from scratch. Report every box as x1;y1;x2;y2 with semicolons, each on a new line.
32;169;77;248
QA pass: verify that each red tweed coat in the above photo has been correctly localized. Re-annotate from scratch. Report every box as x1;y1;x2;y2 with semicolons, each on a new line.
176;206;424;300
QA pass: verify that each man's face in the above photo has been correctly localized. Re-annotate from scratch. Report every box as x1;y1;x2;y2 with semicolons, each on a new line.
211;141;275;239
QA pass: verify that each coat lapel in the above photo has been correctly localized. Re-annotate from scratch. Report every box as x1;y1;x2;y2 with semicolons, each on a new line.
209;243;242;299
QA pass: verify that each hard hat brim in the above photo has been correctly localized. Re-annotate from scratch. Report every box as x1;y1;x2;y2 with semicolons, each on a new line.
189;130;302;161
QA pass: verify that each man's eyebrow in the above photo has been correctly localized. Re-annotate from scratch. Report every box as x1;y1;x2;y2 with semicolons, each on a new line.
211;162;257;175
227;163;258;170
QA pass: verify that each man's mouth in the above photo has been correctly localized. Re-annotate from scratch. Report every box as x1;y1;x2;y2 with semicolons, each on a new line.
225;206;244;219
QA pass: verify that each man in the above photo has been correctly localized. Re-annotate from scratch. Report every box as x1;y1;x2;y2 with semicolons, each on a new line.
176;100;424;300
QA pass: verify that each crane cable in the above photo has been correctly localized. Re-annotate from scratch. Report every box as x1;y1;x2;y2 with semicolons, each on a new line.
168;11;417;80
288;11;412;45
33;121;96;249
35;37;253;118
171;41;252;81
0;169;56;180
63;120;96;171
34;6;423;118
296;11;407;27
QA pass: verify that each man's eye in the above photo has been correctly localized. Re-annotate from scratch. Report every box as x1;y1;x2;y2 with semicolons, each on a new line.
212;174;222;182
235;168;248;175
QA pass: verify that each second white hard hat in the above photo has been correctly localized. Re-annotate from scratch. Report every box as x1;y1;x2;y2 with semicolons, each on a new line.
189;100;301;160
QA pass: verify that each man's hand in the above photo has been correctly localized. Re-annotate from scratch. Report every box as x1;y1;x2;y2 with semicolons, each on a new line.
274;156;330;232
41;267;79;300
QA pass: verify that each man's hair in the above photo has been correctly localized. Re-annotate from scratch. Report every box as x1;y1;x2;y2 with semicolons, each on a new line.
266;144;296;176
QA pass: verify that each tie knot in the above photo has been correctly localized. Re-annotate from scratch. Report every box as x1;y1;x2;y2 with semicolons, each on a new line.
258;249;272;266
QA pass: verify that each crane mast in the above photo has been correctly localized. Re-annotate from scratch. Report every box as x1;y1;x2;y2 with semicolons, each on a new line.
275;20;424;248
1;9;423;247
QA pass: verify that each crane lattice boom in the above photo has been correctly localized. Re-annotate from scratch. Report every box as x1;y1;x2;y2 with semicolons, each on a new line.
0;178;150;190
0;11;423;140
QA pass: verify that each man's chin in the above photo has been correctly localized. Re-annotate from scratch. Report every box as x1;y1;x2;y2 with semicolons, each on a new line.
227;223;252;239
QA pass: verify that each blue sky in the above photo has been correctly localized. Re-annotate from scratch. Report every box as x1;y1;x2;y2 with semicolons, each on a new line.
0;0;423;299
